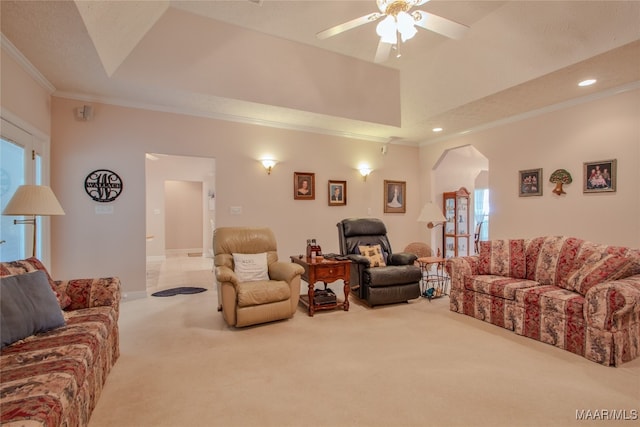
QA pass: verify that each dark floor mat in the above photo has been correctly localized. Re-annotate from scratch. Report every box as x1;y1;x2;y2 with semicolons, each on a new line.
151;287;207;297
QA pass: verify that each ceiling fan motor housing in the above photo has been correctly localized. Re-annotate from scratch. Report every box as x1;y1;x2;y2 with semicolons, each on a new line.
380;1;412;17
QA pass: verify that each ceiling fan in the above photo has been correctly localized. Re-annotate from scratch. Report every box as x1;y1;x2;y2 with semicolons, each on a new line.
316;0;469;63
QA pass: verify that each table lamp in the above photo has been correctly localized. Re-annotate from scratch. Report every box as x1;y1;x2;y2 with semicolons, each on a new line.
2;185;65;257
417;201;446;257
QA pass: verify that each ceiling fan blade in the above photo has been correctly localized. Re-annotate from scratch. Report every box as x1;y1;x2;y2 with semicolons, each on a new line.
316;12;383;40
374;40;393;63
412;10;469;40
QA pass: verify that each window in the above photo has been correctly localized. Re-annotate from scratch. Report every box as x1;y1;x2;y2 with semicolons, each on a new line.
0;117;47;261
474;188;490;244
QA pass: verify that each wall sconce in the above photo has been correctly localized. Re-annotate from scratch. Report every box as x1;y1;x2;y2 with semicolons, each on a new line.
261;159;277;175
359;166;372;181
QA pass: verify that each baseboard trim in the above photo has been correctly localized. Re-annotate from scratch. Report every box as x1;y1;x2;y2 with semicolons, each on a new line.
165;248;203;256
122;291;147;302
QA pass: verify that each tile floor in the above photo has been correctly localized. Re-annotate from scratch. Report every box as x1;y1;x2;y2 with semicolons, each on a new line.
146;253;215;295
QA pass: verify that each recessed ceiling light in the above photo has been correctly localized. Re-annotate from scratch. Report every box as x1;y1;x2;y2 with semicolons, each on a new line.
578;79;597;87
432;127;443;132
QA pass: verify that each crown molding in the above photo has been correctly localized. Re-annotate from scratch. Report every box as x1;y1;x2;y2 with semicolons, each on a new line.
1;33;56;94
53;90;391;143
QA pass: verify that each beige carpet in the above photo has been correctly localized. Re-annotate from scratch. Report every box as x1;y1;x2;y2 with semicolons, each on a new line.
89;282;640;427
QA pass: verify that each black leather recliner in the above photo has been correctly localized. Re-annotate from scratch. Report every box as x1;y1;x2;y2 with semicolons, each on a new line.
337;218;421;306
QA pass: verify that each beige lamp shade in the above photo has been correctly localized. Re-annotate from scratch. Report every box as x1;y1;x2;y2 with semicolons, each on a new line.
417;202;445;228
2;185;65;216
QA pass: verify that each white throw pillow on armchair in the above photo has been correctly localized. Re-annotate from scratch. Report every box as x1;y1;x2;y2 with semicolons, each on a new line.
232;253;269;282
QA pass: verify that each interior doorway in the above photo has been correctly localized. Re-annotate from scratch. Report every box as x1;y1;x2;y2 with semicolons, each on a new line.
145;153;216;292
433;145;488;257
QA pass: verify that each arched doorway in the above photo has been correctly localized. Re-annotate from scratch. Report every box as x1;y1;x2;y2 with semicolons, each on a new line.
432;145;488;257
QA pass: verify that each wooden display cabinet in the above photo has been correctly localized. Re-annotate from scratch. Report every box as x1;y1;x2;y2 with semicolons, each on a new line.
443;187;471;258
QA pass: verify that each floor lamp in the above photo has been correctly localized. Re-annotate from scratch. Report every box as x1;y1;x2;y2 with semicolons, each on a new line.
417;201;446;257
2;185;65;258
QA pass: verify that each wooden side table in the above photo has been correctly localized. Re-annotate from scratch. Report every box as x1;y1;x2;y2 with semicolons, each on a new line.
416;257;450;300
290;256;350;316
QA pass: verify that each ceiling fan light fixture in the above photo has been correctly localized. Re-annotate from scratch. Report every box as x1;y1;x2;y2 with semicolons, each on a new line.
318;0;469;62
376;0;389;13
397;11;417;42
376;15;398;44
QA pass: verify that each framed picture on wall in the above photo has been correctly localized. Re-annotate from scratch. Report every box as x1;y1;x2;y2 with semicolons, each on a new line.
384;180;406;213
294;172;315;200
328;180;346;206
584;159;616;193
519;168;542;197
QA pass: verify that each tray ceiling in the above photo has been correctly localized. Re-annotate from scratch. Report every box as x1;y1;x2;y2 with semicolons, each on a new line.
1;0;639;144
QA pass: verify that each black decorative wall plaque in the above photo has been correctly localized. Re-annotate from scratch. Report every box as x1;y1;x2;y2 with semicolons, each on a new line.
84;169;123;202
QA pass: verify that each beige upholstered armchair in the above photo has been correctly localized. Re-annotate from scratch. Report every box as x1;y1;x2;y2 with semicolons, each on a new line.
213;227;304;327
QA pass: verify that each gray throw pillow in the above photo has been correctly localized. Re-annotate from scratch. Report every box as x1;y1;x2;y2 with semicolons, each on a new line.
1;270;66;348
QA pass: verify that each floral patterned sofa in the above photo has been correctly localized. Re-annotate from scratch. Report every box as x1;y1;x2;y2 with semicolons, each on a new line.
0;257;120;426
446;237;640;366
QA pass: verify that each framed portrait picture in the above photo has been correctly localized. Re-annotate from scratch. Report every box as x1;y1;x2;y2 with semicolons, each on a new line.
519;168;542;197
584;159;616;193
384;180;406;213
294;172;315;200
328;180;347;206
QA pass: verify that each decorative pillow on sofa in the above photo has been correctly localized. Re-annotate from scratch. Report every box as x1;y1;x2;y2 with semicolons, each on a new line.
565;253;640;295
478;239;526;279
233;253;269;282
0;257;71;309
1;270;66;348
358;244;387;267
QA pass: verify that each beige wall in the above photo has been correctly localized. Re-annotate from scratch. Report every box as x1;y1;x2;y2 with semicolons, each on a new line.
50;97;421;296
164;180;203;251
420;87;640;247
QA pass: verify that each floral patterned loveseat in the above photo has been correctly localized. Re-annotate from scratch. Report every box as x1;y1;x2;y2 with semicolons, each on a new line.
0;257;120;426
446;237;640;366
